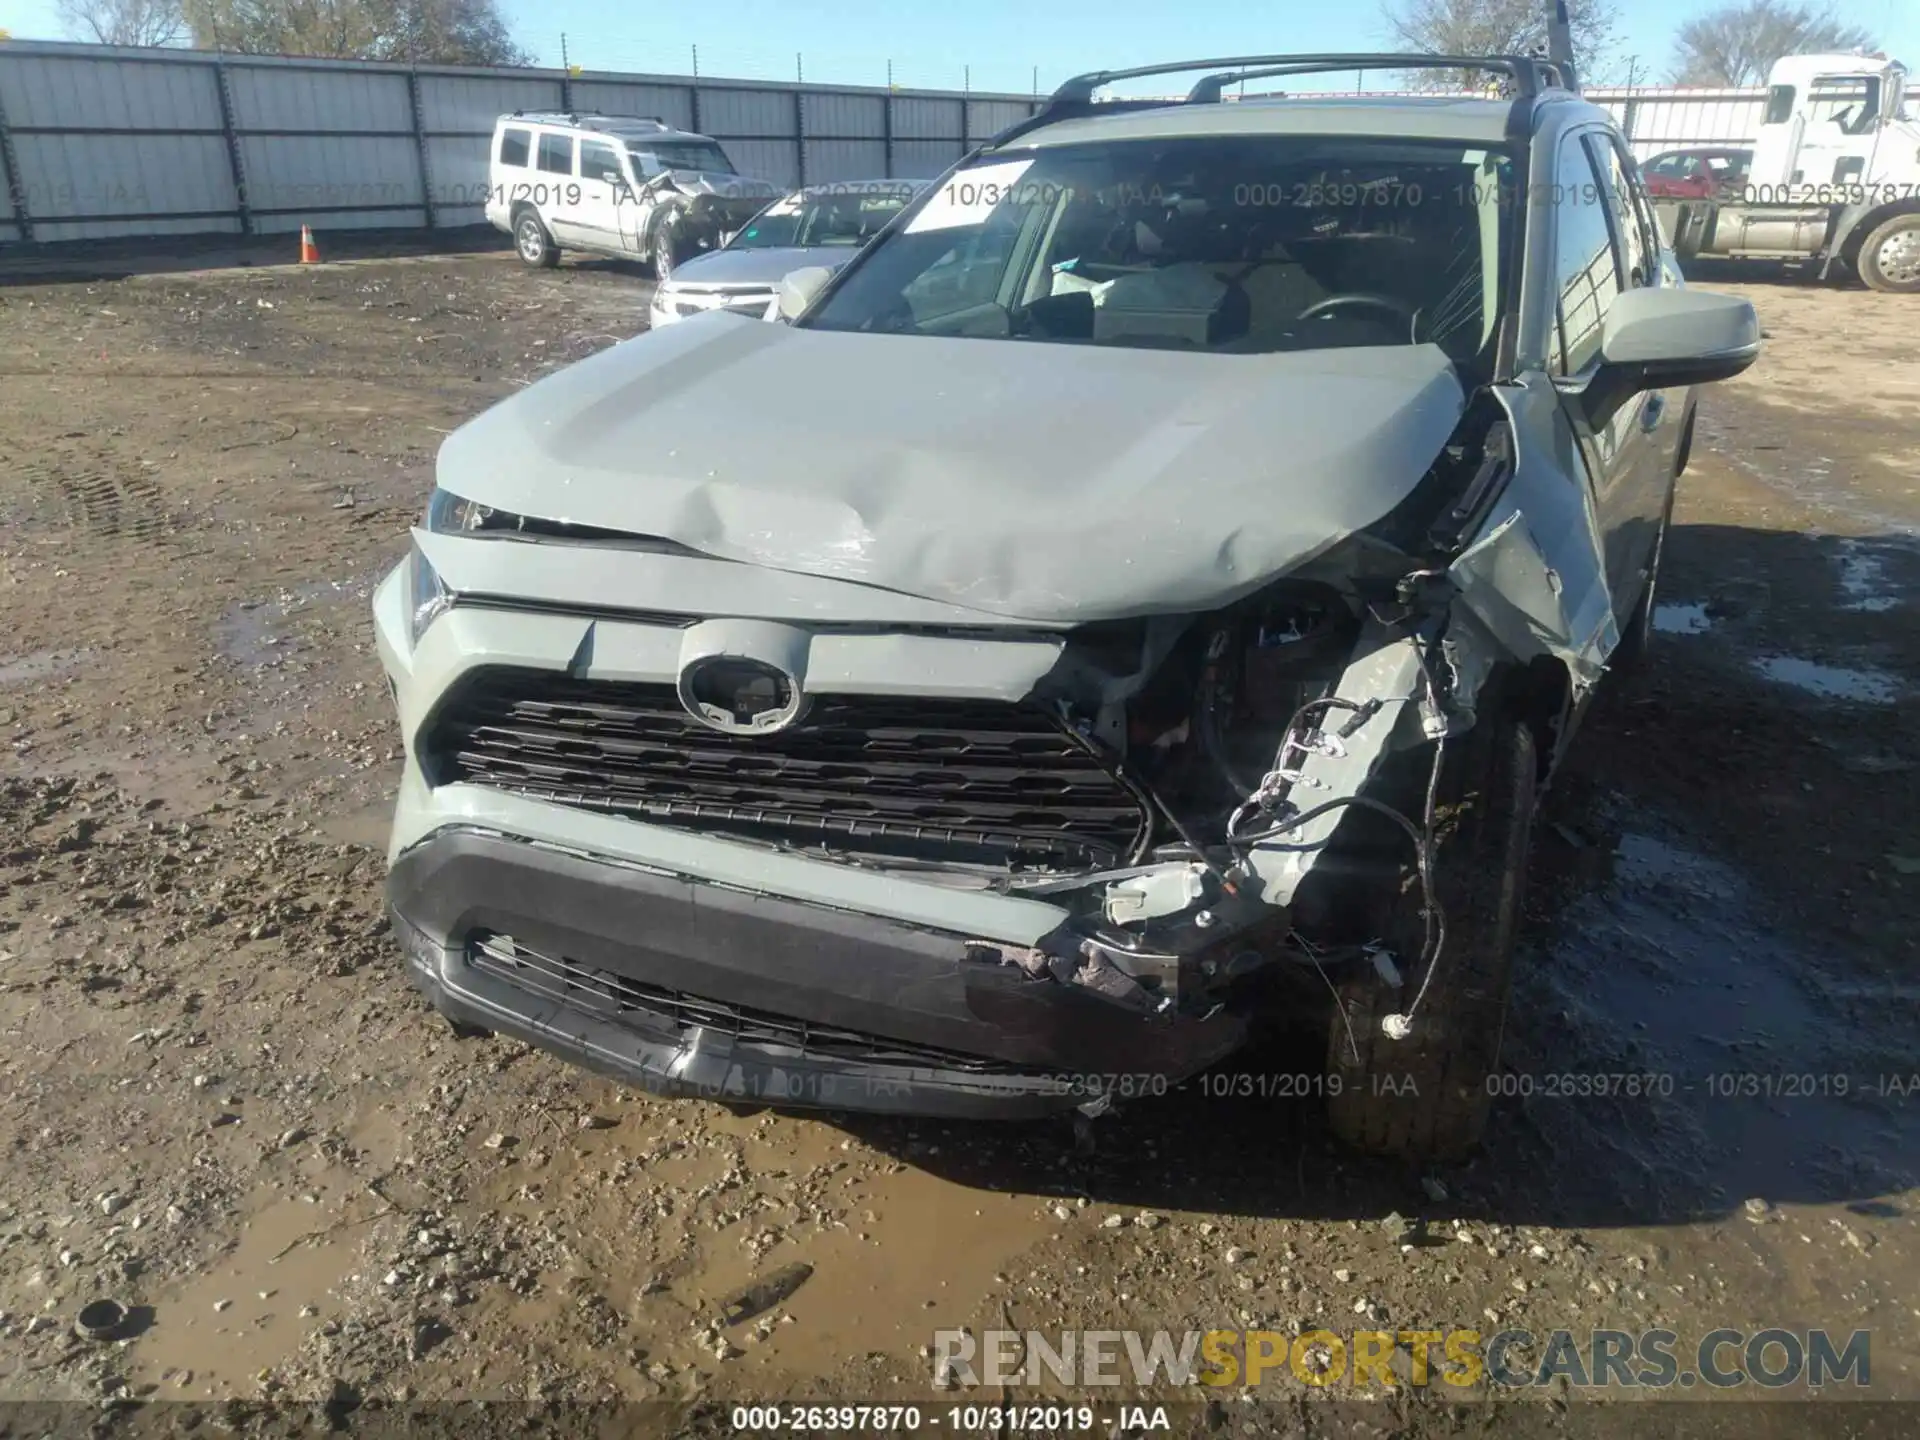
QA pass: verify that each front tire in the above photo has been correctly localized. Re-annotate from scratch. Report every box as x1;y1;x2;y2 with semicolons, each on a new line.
1857;213;1920;294
514;208;559;269
1325;712;1537;1163
649;203;689;281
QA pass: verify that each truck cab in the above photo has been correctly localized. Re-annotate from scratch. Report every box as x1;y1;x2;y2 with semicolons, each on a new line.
1746;53;1914;194
1664;51;1920;292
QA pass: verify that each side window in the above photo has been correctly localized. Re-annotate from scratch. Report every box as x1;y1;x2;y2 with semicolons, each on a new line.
579;140;625;188
1551;132;1623;377
1591;135;1660;286
498;128;531;168
1764;86;1795;124
536;133;573;177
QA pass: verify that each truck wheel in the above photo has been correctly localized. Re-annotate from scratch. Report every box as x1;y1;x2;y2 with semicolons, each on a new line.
1857;214;1920;293
513;208;559;269
1325;711;1537;1163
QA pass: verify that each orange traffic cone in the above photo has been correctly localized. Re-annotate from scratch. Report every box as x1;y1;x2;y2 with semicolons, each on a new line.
299;224;320;264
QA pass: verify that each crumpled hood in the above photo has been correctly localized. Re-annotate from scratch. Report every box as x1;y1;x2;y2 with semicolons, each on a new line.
437;319;1468;624
661;170;781;202
663;245;855;288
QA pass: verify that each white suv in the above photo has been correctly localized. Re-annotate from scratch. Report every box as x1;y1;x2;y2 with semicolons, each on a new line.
484;111;780;274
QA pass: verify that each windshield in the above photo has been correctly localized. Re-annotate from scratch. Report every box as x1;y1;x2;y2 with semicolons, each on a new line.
731;187;916;249
804;136;1514;364
630;140;735;174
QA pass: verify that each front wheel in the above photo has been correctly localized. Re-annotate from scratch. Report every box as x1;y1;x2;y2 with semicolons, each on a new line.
1610;475;1677;677
1857;213;1920;294
514;209;559;269
649;203;689;281
1325;711;1537;1163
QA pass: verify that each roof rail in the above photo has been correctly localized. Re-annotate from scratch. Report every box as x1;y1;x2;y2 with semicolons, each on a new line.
507;110;675;129
1049;52;1569;110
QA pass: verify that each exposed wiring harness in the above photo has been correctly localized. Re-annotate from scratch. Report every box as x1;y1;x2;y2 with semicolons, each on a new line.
1223;653;1454;1045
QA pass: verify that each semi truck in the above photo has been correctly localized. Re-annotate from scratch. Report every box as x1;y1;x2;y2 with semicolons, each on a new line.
1652;52;1919;293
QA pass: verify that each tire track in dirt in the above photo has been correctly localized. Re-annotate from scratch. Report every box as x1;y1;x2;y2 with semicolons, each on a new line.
18;448;176;545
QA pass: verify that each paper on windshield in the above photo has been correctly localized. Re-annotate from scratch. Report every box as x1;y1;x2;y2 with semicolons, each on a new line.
904;159;1036;233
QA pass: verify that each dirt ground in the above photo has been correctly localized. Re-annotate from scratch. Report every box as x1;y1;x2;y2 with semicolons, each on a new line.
0;241;1916;1437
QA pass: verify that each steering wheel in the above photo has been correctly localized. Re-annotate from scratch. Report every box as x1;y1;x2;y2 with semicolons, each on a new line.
1295;292;1419;339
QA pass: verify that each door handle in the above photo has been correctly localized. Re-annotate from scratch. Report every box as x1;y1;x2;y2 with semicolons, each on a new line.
1639;393;1667;432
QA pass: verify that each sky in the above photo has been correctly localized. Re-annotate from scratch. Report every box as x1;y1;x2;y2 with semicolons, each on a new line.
1;0;1914;94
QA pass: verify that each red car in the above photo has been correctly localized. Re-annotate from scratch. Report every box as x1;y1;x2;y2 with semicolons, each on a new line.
1640;147;1753;200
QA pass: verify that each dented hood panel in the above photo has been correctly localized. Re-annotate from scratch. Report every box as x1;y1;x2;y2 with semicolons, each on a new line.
437;320;1469;623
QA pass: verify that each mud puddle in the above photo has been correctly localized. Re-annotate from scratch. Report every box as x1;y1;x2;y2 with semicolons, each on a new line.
1652;602;1713;635
680;1116;1052;1379
1834;538;1909;614
214;573;379;668
129;1186;382;1393
1523;820;1917;1213
0;648;94;687
461;1111;1057;1386
1749;656;1902;704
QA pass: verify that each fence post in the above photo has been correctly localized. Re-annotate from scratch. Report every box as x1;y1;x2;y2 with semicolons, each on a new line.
0;71;30;243
212;57;253;236
407;68;436;228
794;92;807;188
883;60;894;179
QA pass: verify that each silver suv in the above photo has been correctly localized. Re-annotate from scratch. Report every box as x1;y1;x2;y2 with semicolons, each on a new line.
382;52;1758;1161
486;111;780;274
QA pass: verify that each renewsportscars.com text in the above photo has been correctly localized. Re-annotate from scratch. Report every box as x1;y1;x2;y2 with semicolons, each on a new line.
931;1327;1871;1391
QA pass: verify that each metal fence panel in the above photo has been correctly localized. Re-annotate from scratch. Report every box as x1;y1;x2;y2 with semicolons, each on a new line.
417;72;561;136
0;49;223;129
698;86;790;136
892;95;961;140
0;40;1055;246
228;63;413;133
424;133;493;217
14;131;234;236
570;81;696;128
803;137;887;182
256;203;420;234
241;134;422;215
968;98;1036;136
805;90;886;138
722;137;800;188
891;139;962;177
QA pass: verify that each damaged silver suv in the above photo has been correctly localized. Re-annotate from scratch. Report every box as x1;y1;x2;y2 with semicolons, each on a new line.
374;50;1759;1161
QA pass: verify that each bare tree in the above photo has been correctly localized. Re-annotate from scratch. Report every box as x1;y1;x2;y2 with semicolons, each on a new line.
56;0;186;47
183;0;530;63
1383;0;1620;86
1672;1;1876;86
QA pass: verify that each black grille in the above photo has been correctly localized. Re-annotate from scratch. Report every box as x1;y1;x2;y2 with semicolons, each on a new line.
426;669;1151;870
467;932;1016;1073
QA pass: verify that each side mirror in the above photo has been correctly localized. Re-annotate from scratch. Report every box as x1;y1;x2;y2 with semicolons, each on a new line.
1577;287;1760;427
777;266;833;322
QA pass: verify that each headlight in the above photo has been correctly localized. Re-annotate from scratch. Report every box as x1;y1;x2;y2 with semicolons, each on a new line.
407;538;452;647
425;485;528;534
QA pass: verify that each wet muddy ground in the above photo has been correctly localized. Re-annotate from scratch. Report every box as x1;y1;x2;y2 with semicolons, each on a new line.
0;247;1916;1435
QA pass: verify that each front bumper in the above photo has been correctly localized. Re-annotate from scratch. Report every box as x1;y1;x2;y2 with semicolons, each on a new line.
389;827;1248;1118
